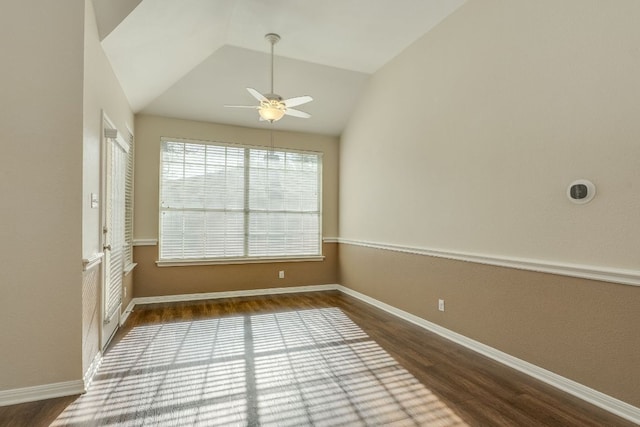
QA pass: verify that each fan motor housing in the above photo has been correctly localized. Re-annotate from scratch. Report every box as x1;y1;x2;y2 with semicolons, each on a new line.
264;93;282;101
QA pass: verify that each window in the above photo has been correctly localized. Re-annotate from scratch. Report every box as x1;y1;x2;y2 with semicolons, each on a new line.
159;138;322;262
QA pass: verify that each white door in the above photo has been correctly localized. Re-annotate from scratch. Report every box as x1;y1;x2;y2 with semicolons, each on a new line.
102;124;128;349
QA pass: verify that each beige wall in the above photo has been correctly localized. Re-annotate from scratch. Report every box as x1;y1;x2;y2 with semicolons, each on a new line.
133;115;339;296
341;0;640;269
134;243;338;297
0;0;134;393
339;0;640;408
82;0;134;374
83;0;134;261
339;244;640;406
0;1;85;390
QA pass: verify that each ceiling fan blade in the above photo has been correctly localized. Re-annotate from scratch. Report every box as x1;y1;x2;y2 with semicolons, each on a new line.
283;95;313;108
284;108;311;119
247;87;268;102
224;105;259;109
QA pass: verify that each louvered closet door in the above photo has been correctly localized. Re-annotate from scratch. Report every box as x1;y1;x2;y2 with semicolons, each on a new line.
102;132;127;348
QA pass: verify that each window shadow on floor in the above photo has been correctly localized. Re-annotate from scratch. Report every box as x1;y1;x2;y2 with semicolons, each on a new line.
52;307;467;426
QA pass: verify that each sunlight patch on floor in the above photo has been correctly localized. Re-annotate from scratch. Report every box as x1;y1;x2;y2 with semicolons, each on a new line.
53;307;467;426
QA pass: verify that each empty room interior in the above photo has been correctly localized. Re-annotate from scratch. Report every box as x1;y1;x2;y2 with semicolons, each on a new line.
1;0;639;425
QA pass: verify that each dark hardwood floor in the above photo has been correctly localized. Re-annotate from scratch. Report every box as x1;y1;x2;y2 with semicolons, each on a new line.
0;291;635;426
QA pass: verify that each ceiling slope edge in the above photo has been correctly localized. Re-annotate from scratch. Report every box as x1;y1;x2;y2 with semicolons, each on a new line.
92;0;143;41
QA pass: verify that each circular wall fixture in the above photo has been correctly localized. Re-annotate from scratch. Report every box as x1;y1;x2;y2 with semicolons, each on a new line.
567;179;596;204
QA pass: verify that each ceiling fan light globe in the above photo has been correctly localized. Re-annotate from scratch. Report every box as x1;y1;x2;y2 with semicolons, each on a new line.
259;106;285;122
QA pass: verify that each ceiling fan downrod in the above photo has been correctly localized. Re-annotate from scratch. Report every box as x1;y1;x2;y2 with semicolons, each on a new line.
265;33;280;95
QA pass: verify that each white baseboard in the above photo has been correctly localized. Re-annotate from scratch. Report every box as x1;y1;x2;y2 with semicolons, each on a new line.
126;283;638;422
0;380;85;407
120;299;136;326
3;283;636;423
336;285;640;425
131;284;339;306
83;351;103;389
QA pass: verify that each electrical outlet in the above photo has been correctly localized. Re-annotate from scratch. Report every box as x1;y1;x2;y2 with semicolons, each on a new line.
279;270;285;279
438;299;445;312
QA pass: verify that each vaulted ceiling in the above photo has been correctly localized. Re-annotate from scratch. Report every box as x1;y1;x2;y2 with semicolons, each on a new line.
93;0;466;135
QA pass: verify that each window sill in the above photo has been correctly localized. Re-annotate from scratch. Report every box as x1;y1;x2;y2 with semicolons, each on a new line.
156;255;325;267
124;262;138;275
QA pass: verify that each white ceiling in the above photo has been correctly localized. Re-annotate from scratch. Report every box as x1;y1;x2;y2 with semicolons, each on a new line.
96;0;466;136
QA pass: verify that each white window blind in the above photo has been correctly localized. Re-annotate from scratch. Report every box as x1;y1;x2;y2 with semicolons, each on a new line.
123;131;134;267
159;139;322;261
106;137;127;320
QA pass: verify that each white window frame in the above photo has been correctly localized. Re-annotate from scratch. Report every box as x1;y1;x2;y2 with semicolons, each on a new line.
157;137;324;266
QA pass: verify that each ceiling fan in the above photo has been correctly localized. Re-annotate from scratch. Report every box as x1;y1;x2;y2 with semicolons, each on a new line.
225;33;313;123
